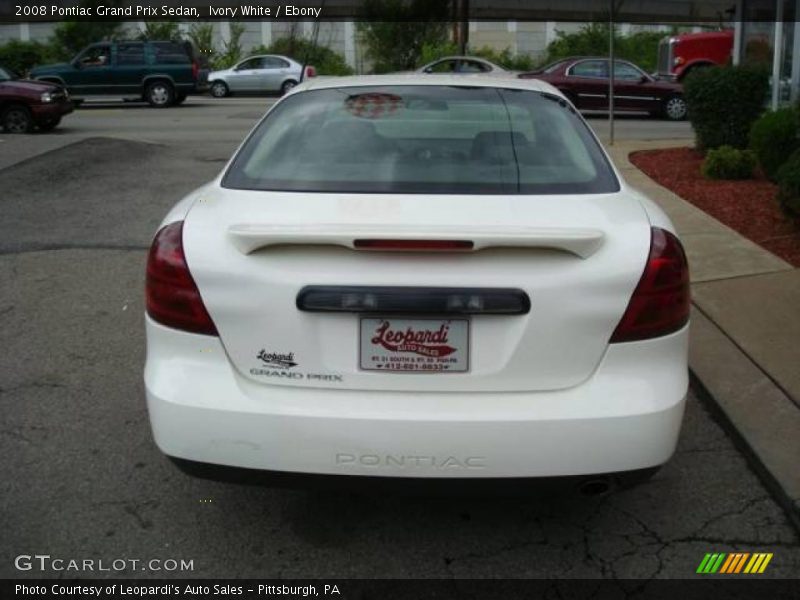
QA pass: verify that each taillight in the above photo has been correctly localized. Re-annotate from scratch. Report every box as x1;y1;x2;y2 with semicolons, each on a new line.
192;61;199;79
146;221;218;336
305;65;317;78
610;227;689;343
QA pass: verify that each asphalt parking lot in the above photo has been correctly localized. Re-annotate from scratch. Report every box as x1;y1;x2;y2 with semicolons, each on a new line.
1;98;799;580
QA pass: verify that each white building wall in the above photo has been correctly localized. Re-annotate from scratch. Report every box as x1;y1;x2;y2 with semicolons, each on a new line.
515;22;551;60
238;21;264;51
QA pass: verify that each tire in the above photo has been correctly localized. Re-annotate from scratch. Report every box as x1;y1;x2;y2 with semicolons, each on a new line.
663;95;688;121
145;80;175;108
1;104;34;133
210;81;229;98
37;116;61;132
280;79;297;96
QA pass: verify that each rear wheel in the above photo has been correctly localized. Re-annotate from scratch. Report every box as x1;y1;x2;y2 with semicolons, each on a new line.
281;79;297;95
1;105;33;133
210;81;229;98
145;80;174;108
37;116;61;132
663;95;687;121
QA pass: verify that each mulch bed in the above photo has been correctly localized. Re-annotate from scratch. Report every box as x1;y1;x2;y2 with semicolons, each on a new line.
629;147;800;267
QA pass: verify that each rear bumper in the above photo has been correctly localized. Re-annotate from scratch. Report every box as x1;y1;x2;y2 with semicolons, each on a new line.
145;316;688;479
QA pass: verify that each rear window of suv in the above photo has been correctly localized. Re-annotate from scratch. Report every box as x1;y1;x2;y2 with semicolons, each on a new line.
223;85;619;194
151;42;190;65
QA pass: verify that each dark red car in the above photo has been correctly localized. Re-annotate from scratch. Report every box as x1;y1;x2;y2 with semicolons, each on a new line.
0;65;73;133
519;57;687;120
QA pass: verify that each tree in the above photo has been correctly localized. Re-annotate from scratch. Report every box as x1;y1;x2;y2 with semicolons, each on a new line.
252;38;354;76
138;22;182;42
357;0;451;73
49;0;123;59
187;22;215;64
542;23;668;73
0;40;56;73
213;23;246;70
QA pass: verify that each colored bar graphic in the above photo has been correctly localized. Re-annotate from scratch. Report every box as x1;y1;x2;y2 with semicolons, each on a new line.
697;553;714;573
711;553;726;573
758;553;773;573
734;553;750;573
700;552;773;574
744;554;760;573
719;554;735;573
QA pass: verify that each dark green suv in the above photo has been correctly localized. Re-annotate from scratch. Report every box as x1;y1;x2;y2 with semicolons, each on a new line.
30;41;208;107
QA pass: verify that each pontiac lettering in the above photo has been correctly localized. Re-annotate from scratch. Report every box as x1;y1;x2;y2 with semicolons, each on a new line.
336;453;486;469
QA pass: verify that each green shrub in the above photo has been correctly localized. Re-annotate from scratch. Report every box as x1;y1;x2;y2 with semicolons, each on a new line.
684;66;769;151
49;19;124;60
212;22;246;70
749;108;800;180
470;46;535;72
776;149;800;216
0;40;56;75
356;0;450;73
418;41;459;67
702;146;756;180
252;38;353;76
137;21;182;42
418;42;535;72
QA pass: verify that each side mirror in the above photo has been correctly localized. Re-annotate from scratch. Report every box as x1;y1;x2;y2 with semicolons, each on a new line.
640;74;649;83
72;60;83;69
423;67;432;74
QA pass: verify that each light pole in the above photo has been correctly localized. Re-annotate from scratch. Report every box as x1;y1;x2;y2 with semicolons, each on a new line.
608;0;615;146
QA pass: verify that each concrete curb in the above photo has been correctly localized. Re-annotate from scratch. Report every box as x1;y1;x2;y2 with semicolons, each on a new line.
689;308;800;533
612;141;800;534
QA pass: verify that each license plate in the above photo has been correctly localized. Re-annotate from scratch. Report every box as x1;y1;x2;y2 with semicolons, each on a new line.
359;317;469;373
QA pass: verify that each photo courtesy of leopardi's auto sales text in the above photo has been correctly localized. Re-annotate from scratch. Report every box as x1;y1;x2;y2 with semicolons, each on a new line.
1;0;799;598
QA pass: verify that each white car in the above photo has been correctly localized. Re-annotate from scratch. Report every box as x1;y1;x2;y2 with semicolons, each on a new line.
145;75;690;489
207;54;312;97
417;56;510;76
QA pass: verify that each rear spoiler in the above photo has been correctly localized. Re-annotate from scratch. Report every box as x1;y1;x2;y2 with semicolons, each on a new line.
228;224;605;259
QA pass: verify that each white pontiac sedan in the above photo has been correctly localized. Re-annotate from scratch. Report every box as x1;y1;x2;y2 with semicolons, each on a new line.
145;75;690;489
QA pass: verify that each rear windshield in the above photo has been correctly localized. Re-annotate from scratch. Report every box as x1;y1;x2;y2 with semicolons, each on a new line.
223;85;619;194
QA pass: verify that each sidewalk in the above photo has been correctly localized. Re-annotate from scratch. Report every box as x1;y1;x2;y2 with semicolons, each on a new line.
609;139;800;530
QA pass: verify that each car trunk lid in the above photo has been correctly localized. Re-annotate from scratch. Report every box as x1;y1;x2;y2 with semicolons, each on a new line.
183;187;650;392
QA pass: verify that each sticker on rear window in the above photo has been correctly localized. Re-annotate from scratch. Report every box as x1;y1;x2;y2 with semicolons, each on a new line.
345;93;404;119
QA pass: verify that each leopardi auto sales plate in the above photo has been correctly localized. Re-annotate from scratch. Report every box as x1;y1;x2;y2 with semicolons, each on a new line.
359;318;469;373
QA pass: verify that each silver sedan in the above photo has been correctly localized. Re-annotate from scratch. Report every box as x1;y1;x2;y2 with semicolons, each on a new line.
208;55;308;97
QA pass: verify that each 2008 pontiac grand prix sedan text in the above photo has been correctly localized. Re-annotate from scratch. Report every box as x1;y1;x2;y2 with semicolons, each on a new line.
144;75;690;486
